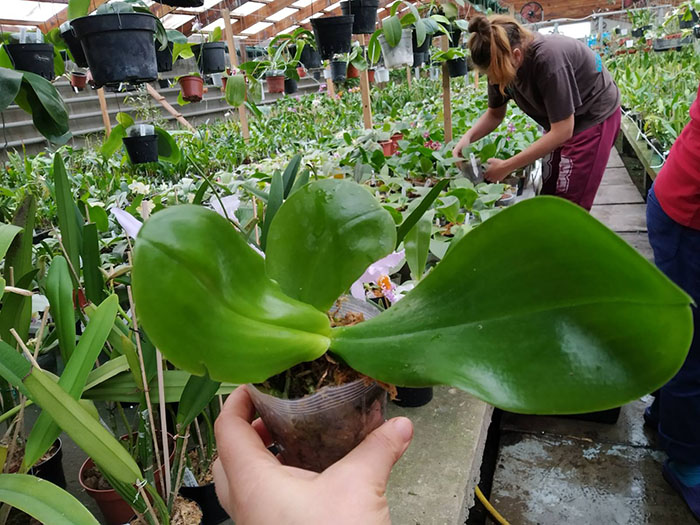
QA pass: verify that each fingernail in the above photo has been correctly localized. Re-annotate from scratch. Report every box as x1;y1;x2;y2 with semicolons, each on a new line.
392;417;413;442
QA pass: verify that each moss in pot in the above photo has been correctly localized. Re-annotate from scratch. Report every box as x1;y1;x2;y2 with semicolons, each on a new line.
131;178;693;472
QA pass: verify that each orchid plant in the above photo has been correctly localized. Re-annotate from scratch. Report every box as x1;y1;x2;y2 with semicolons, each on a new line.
130;177;692;414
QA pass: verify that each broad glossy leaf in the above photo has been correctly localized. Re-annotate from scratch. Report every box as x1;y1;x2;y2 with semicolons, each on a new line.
67;0;91;19
4;196;36;282
414;19;426;47
46;256;76;362
0;223;22;262
225;73;246;107
0;341;31;398
115;112;134;127
405;209;433;280
367;32;381;64
100;123;126;159
17;73;70;144
0;271;36;350
155;126;181;164
132;205;331;384
0;474;99;525
331;197;694;414
383;16;403;47
23;295;118;470
282;154;302;198
265;179;397;312
0;67;22;113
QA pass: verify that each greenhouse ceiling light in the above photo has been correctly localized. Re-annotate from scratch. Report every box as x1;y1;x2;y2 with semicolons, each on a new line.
242;21;273;34
267;7;298;22
202;18;232;32
2;1;65;22
232;2;266;16
292;0;315;7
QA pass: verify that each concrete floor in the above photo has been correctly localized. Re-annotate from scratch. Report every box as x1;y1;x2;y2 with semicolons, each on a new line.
487;149;695;525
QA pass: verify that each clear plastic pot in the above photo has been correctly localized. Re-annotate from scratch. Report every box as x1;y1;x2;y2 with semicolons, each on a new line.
375;67;389;82
126;124;155;137
378;29;413;69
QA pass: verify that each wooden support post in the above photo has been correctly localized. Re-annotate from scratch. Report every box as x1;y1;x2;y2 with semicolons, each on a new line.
327;77;336;98
406;66;412;88
223;9;250;142
441;36;452;142
145;84;197;133
359;35;373;130
97;88;111;138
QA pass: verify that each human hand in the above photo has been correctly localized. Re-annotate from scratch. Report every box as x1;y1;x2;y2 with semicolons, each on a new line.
484;158;511;183
451;134;471;169
213;385;414;525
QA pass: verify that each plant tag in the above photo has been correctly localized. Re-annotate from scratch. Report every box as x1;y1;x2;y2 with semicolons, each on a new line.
625;40;634;48
182;467;199;487
621;28;628;36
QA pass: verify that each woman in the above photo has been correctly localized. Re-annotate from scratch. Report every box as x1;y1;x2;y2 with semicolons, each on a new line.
452;15;621;211
645;82;700;520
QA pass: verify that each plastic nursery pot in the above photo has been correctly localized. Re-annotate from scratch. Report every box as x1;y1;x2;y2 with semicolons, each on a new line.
179;484;229;525
340;0;380;34
300;45;322;69
266;75;285;94
330;60;347;82
311;16;355;60
379;139;395;156
296;66;307;78
284;77;298;94
156;41;174;73
5;43;55;81
28;438;66;489
679;10;699;29
221;76;228;91
393;387;434;408
60;22;89;67
497;192;517;207
347;63;360;78
447;57;468;78
631;25;651;38
179;75;204;102
123;125;158;164
71;71;88;89
71;13;157;88
390;132;403;148
413;52;425;67
412;30;431;54
378;28;413;69
248;379;387;473
367;68;375;82
375;67;389;83
192;42;226;74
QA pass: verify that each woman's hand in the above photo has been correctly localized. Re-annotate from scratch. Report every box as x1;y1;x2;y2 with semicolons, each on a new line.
452;134;471;169
484;158;512;182
213;385;414;525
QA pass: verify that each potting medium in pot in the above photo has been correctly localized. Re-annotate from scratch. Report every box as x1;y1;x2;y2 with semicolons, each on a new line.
378;29;413;69
340;0;380;34
71;13;158;88
60;21;88;67
5;43;55;80
311;16;355;59
192;42;226;74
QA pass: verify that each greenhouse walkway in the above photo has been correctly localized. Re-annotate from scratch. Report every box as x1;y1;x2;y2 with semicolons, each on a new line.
486;148;697;525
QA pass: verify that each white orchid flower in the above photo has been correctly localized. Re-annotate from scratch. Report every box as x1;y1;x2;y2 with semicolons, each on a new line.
350;250;406;303
111;207;142;240
210;194;241;222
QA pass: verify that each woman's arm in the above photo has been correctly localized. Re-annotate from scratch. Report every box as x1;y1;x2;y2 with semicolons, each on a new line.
452;104;508;160
484;114;575;182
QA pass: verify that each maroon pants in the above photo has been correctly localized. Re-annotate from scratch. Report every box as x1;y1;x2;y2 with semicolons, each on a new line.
541;107;622;211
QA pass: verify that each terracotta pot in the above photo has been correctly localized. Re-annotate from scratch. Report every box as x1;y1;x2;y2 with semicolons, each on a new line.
367;69;375;83
179;75;203;102
296;66;307;78
390;132;403;153
71;71;87;89
379;140;395;156
266;75;285;93
221;76;227;91
347;63;360;78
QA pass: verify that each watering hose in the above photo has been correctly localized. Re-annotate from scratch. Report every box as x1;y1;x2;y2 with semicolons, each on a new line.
475;485;511;525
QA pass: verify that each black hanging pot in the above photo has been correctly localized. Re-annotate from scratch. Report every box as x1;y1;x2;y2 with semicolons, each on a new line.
29;438;66;488
330;60;347;82
156;41;174;72
71;13;158;88
192;42;226;74
631;25;651;37
311;16;355;60
340;0;379;34
5;44;55;80
123;134;158;164
179;484;228;525
393;387;434;408
447;57;467;77
412;52;425;67
60;22;89;67
300;45;322;69
412;30;431;53
284;77;298;94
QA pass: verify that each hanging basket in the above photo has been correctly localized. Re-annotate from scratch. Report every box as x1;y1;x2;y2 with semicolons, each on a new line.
123;125;158;164
340;0;380;34
446;57;468;78
5;44;55;81
300;45;322;69
156;41;174;73
311;16;355;60
378;29;413;69
60;22;89;67
330;60;347;82
70;13;158;88
192;42;226;74
179;75;204;102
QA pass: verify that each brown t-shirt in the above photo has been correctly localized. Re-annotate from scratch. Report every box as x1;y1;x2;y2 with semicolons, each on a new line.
488;33;620;135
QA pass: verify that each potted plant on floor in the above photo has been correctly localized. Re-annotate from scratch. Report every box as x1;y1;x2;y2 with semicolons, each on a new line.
129;176;693;472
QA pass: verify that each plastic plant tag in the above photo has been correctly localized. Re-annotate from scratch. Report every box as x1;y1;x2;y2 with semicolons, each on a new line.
461;152;484;184
182;467;199;488
626;39;634;48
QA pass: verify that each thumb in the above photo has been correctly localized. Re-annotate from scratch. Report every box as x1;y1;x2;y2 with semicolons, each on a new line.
328;417;413;487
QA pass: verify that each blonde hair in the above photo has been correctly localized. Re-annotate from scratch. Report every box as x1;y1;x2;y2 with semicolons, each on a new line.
468;15;533;95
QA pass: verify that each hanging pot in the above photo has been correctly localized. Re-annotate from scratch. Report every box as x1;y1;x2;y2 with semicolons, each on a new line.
192;42;226;74
378;29;413;69
60;22;89;67
4;43;55;81
375;67;389;82
179;75;204;102
311;16;355;59
179;483;229;525
156;41;174;73
71;13;158;88
367;68;375;82
393;387;434;407
29;438;67;489
123;134;158;165
412;30;431;53
284;77;298;94
340;0;380;34
412;52;424;67
266;74;285;93
347;63;360;78
71;71;88;89
330;60;347;82
300;45;322;69
446;57;468;78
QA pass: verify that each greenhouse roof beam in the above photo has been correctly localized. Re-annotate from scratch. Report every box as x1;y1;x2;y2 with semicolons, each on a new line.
42;0;111;32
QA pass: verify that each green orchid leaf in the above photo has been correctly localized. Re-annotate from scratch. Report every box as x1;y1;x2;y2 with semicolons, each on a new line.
53;47;65;78
15;72;70;144
0;223;22;263
211;26;223;42
81;223;105;305
4;196;36;285
225;73;246;107
52;153;82;279
23;295;118;470
176;373;221;430
331;197;694;414
115;112;134;127
166;29;188;43
383;16;403;47
260;170;284;251
155;126;181;164
67;0;91;19
101;123;126;158
46;256;76;363
367;32;381;64
0;474;99;525
405;209;433;280
0;340;31;398
414;19;427;47
0;67;22;113
132;205;331;384
0;271;36;351
396;179;449;246
265;179;397;312
282;154;302;198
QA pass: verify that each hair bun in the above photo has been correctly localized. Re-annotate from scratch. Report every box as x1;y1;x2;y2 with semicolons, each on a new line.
468;15;491;36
